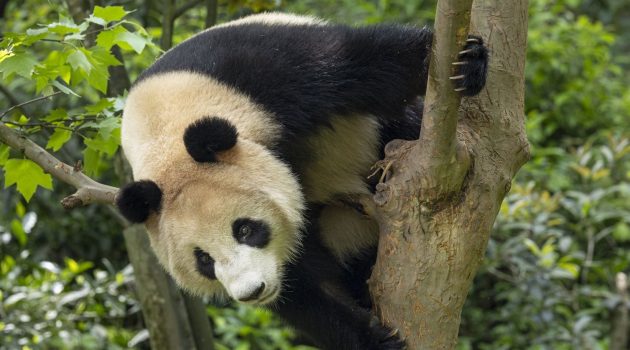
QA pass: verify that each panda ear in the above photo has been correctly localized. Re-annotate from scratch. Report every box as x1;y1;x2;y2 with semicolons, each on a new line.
116;180;163;223
183;117;238;163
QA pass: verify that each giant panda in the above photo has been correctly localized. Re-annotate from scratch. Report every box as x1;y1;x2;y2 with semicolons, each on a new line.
116;12;488;350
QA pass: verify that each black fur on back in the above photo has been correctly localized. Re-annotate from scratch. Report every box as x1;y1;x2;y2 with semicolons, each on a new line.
136;22;433;144
116;180;163;223
183;116;238;163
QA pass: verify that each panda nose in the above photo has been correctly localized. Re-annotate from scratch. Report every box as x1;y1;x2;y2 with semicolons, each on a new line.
238;283;266;302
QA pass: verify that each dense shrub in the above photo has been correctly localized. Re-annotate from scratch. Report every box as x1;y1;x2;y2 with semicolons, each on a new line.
460;135;630;349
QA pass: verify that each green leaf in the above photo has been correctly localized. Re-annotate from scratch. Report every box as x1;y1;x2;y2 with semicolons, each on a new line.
46;128;72;151
84;98;114;114
84;131;119;156
10;219;27;246
95;26;150;54
92;6;129;23
0;49;14;63
93;117;120;139
65;258;80;274
86;65;109;93
67;49;92;73
612;222;630;242
557;262;579;279
90;47;121;66
52;80;80;97
96;26;125;50
64;32;86;41
0;52;38;79
82;147;104;176
116;31;147;53
0;144;9;165
47;22;81;35
3;159;53;201
26;27;48;37
42;109;68;122
523;238;541;256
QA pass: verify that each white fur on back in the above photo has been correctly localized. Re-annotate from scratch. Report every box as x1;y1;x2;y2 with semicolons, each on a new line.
214;12;326;29
319;204;379;261
300;115;381;203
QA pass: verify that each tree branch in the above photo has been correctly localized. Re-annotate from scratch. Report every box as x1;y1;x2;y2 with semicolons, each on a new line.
415;0;474;195
369;0;530;348
0;91;61;119
204;0;218;28
0;121;118;208
175;0;202;19
611;272;629;350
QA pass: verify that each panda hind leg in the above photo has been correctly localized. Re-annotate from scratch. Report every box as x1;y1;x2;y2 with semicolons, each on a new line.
272;231;404;350
451;35;489;96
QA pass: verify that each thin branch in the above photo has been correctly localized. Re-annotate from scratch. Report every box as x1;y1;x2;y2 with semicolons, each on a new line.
204;0;218;28
175;0;203;19
611;272;629;350
0;121;118;209
378;0;475;203
420;0;474;150
2;120;78;132
0;91;62;119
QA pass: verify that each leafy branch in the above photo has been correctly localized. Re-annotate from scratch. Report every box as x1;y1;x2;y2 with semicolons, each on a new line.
0;118;118;209
0;91;61;119
0;89;118;208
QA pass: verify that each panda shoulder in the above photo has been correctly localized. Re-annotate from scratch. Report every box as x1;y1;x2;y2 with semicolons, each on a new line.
213;12;327;29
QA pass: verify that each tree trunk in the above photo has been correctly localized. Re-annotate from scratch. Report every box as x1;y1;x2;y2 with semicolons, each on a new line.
369;0;530;349
123;225;212;350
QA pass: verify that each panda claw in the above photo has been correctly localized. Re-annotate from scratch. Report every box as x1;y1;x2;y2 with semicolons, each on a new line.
458;49;473;55
454;87;466;92
466;37;480;43
452;61;468;66
386;328;399;338
449;75;465;80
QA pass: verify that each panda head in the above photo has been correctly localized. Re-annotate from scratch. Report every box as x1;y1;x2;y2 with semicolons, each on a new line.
116;116;304;305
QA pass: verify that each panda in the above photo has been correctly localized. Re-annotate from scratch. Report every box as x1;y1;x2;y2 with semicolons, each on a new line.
115;12;488;350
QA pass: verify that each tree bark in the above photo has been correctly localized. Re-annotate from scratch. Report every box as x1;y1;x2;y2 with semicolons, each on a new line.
369;0;530;349
611;272;628;350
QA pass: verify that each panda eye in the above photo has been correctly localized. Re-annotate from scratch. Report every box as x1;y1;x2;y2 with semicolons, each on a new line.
232;218;270;248
193;247;216;280
239;225;252;237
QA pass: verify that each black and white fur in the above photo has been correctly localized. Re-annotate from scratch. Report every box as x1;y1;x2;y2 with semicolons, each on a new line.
116;13;488;350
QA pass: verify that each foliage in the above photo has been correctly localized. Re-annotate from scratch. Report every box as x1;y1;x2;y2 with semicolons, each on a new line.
0;248;142;349
525;0;630;146
209;304;317;350
282;0;436;25
460;135;630;349
0;5;155;185
1;0;629;349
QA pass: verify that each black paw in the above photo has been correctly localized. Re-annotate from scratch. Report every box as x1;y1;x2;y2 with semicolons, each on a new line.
450;35;488;96
369;318;406;350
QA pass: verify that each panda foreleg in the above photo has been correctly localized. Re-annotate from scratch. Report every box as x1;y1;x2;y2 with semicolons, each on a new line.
271;232;404;350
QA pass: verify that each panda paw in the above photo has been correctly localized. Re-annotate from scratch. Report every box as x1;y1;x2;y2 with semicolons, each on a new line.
450;35;488;96
369;318;406;350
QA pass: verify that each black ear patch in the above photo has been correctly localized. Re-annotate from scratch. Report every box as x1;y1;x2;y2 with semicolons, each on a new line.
183;117;238;163
116;180;163;223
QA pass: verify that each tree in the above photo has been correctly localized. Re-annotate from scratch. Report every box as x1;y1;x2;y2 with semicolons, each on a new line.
367;0;529;348
0;0;528;348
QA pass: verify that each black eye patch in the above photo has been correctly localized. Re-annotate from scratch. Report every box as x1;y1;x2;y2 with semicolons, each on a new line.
193;247;216;280
183;116;238;163
232;218;271;248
